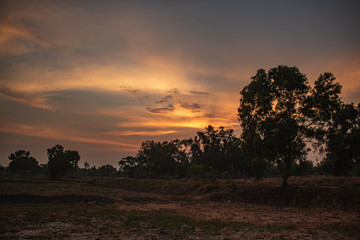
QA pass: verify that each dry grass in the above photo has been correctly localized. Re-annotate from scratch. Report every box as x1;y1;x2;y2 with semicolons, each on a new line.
1;176;359;239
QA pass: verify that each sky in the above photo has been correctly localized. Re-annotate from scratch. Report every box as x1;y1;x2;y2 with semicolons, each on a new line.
1;0;360;168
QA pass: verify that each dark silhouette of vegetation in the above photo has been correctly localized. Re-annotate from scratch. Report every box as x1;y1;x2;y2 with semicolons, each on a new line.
3;66;359;187
237;65;359;188
239;66;312;188
47;144;80;179
119;139;190;178
118;66;359;186
118;126;250;179
321;103;360;175
7;150;39;174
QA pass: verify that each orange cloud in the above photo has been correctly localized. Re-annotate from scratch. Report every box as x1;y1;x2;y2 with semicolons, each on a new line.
0;123;139;150
106;130;176;136
0;85;54;110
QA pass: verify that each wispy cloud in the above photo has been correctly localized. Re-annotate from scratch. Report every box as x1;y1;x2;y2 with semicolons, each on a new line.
0;0;359;166
106;130;176;136
190;91;210;96
146;104;175;114
0;84;53;110
0;123;139;150
181;103;201;113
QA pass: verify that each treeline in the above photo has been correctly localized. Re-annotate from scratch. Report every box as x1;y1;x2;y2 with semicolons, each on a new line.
1;145;118;179
119;66;360;186
118;125;359;179
2;66;359;185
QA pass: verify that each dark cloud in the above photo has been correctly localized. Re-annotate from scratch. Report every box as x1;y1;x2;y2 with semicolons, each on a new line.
156;95;173;104
1;0;359;168
190;91;210;96
145;104;175;114
181;103;201;112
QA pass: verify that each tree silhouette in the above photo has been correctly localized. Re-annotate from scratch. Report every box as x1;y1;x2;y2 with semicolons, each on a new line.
322;103;360;175
47;144;80;179
97;164;117;177
8;150;39;174
195;125;244;177
239;66;313;188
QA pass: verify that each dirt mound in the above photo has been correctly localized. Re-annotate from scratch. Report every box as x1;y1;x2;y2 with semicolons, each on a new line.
0;194;114;204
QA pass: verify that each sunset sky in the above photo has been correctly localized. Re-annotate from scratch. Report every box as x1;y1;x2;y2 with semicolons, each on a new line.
1;0;359;167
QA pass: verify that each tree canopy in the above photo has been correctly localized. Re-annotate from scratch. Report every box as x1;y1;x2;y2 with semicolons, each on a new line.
237;65;356;188
47;144;80;179
4;65;359;186
8;150;39;174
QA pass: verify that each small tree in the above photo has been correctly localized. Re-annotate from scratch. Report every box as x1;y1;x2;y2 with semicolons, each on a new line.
47;144;80;179
8;150;39;174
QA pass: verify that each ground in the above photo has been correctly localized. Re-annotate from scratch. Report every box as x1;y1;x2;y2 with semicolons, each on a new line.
0;176;359;239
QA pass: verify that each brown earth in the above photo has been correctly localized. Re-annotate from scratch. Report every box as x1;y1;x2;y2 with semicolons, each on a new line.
0;176;359;239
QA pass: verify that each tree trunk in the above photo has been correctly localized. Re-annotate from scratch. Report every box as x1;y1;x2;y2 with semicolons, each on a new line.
282;174;288;189
282;160;290;189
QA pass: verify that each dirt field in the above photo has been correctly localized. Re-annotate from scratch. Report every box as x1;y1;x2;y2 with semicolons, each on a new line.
1;176;359;239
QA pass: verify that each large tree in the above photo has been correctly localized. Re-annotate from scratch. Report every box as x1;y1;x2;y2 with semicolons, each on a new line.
47;144;80;179
239;66;314;188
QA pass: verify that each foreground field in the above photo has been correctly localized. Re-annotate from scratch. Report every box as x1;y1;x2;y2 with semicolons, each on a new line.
1;176;359;240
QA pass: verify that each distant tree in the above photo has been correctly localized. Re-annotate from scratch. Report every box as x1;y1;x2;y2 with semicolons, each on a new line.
97;164;117;177
47;144;80;179
0;165;5;175
190;125;246;178
8;150;39;174
136;139;189;177
84;162;90;170
119;139;190;178
119;156;139;177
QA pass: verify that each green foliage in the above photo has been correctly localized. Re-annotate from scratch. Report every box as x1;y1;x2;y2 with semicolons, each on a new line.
8;150;39;174
47;144;80;179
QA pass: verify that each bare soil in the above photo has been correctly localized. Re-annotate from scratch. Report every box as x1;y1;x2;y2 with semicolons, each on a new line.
0;176;359;239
